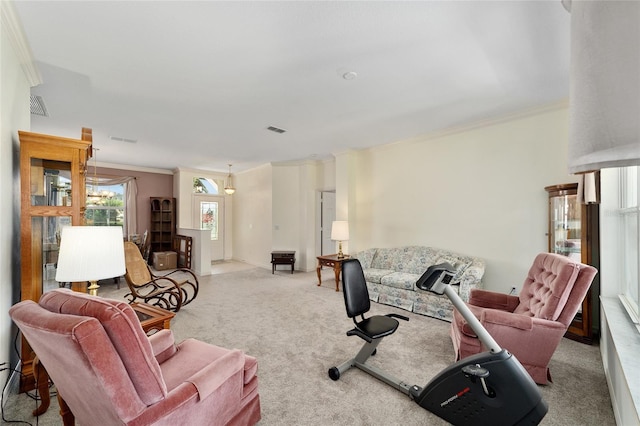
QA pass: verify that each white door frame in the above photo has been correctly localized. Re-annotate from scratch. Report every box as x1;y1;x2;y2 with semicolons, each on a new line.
317;191;336;255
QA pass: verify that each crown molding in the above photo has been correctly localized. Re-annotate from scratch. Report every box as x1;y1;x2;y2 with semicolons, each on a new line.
97;161;174;175
1;1;42;87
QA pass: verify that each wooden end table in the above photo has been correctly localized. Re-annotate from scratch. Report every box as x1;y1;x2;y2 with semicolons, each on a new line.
316;254;350;292
131;302;176;334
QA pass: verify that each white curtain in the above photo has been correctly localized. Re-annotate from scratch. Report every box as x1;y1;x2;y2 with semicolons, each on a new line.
565;0;640;173
87;175;138;236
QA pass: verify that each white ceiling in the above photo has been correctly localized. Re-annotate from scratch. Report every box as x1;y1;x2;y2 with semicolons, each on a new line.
14;1;570;174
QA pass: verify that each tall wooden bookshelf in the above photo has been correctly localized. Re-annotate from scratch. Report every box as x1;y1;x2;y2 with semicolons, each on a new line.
150;197;176;257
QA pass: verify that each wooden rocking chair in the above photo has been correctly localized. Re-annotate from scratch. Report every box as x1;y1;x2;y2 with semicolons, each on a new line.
123;242;199;312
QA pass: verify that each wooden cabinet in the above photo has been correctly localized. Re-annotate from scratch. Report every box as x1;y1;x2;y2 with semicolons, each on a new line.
150;197;176;257
19;129;92;391
545;182;600;344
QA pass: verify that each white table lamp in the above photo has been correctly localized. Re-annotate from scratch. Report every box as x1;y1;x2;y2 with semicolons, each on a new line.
331;221;349;259
56;226;126;296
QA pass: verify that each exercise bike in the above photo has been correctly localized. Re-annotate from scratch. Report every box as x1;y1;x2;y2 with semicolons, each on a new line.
328;259;548;426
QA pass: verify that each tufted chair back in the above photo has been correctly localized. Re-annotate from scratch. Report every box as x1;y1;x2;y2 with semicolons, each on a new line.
513;253;582;324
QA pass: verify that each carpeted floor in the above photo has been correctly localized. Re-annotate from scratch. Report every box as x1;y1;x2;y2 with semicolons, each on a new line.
2;266;615;425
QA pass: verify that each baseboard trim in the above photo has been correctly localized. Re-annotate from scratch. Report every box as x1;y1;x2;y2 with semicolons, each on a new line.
2;361;21;410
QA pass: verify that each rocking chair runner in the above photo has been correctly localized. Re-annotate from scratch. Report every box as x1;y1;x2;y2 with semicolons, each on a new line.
123;242;199;312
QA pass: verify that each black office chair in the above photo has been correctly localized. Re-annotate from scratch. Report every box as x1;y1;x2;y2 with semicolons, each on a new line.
328;259;410;393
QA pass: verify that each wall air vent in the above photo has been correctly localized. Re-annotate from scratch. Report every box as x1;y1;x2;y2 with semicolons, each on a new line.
30;95;49;117
109;136;138;143
267;125;287;134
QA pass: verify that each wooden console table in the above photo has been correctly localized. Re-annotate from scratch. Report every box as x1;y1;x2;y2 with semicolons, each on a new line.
316;254;350;292
271;251;296;274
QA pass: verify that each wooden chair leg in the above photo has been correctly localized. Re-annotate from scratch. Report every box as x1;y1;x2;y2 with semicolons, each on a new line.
57;394;75;426
32;356;50;416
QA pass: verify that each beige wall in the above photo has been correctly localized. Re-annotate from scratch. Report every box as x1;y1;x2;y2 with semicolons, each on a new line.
1;1;36;391
232;164;273;268
345;104;576;293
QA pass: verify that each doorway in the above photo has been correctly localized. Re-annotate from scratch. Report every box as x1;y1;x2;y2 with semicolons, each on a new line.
319;191;336;255
193;194;225;261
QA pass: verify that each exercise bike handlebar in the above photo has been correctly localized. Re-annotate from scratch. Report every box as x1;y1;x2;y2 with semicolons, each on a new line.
442;285;502;354
416;263;502;354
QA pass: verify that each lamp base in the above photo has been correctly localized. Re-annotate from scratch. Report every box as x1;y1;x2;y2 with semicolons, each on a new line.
87;280;100;296
337;241;344;259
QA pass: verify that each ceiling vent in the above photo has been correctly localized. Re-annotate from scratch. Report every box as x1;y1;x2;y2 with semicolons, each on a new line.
267;125;287;134
30;95;49;117
110;136;138;143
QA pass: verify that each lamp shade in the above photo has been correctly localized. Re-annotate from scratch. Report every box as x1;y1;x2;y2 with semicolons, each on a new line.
330;221;349;241
566;0;640;173
56;226;126;283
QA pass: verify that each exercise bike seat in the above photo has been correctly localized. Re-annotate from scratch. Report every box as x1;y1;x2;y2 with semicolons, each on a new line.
342;259;407;340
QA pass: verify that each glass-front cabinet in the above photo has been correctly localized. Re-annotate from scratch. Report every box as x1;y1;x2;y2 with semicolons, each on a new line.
545;182;600;344
19;130;92;391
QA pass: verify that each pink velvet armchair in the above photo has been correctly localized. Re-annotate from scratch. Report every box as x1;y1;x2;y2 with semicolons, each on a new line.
9;289;260;425
450;252;597;385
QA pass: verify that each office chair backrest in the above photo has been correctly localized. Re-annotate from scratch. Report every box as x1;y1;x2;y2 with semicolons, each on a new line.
342;259;371;318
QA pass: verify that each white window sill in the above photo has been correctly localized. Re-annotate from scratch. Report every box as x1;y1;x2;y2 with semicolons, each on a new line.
600;297;640;423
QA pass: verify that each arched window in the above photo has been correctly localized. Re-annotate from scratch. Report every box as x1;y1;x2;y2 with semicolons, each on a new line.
193;177;219;194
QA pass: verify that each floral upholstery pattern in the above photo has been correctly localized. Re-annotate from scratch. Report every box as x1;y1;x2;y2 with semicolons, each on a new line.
355;246;485;322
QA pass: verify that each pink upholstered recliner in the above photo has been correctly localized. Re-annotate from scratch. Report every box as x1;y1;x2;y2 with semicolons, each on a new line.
9;289;260;426
450;252;597;385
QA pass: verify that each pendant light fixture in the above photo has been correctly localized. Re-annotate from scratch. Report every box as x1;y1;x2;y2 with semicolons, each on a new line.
224;164;236;195
87;148;102;204
86;148;114;205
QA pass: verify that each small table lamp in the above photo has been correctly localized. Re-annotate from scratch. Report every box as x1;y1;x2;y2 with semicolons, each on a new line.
331;221;349;259
56;226;126;296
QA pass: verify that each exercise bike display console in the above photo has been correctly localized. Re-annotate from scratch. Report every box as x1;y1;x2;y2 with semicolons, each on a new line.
329;260;548;426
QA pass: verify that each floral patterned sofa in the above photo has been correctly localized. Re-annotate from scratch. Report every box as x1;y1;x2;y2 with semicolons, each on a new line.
354;246;485;322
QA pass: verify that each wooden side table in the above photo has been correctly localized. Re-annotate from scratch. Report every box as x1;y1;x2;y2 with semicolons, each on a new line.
316;254;350;292
271;251;296;274
131;302;176;334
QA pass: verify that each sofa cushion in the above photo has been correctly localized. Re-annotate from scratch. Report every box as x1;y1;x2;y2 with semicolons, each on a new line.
362;268;395;284
434;253;473;283
370;247;413;270
355;248;378;269
380;272;422;291
404;246;441;274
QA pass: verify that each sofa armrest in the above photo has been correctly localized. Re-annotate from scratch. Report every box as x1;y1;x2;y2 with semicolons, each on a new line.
186;349;245;400
469;289;520;312
148;329;177;363
458;258;485;302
